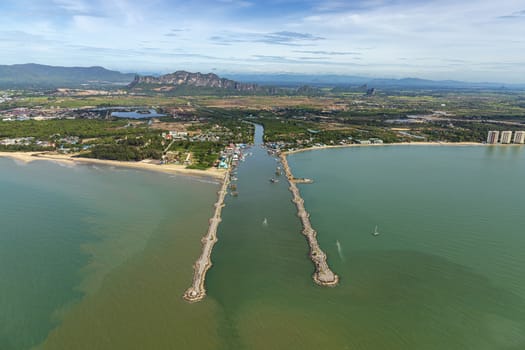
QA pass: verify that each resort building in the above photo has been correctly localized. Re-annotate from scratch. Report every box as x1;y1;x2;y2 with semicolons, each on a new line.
513;131;525;144
487;131;499;144
500;131;513;144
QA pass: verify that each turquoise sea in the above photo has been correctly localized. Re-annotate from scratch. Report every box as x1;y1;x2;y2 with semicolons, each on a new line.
1;128;524;349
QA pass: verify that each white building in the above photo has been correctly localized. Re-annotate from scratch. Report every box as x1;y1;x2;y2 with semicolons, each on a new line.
162;131;189;140
500;131;513;144
487;131;499;144
513;131;525;144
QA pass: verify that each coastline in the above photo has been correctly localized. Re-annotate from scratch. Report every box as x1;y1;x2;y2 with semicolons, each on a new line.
1;149;231;302
283;141;488;155
0;152;225;180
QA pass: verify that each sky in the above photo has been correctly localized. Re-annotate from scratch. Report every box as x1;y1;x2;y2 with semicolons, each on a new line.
0;0;524;82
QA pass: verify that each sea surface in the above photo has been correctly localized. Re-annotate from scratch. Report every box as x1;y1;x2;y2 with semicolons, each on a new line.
209;128;525;349
0;158;219;349
1;127;525;349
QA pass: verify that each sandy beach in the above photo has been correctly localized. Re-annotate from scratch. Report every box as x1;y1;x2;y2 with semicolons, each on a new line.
283;141;489;155
0;152;225;180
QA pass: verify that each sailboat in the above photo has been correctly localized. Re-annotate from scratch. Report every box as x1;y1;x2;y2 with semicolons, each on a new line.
372;225;380;236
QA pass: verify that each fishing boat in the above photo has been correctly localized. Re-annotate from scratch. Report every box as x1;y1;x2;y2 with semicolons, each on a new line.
372;225;380;236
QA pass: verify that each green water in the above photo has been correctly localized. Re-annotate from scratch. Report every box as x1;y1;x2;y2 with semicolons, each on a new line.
0;158;219;349
208;129;525;349
2;125;525;349
283;145;525;349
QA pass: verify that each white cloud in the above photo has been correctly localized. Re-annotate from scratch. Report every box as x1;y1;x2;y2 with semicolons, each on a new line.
53;0;91;13
0;0;524;82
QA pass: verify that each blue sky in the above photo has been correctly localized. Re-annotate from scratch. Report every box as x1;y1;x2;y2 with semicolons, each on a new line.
0;0;524;82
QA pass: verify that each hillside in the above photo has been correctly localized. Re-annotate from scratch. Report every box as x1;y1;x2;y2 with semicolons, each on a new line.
0;63;136;88
128;71;281;95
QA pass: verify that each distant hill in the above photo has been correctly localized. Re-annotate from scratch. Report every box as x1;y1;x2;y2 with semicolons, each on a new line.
226;73;525;90
0;63;136;88
128;71;274;95
2;64;523;91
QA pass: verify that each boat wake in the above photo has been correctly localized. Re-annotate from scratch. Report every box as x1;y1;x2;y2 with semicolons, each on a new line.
336;240;345;262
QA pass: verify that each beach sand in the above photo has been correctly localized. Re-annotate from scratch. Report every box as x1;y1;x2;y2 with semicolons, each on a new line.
283;141;488;155
0;152;225;180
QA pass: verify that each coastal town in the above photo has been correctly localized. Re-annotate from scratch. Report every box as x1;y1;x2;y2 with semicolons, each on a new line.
2;98;525;174
2;83;525;305
3;0;525;347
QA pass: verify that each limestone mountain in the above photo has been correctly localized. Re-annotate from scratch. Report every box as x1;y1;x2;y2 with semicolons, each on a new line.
128;71;263;94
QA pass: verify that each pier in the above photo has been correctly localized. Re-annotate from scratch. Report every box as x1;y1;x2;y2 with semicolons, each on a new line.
183;169;231;302
280;154;339;287
290;177;314;184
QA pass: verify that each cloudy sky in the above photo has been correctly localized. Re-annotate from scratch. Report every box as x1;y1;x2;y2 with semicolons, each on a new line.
1;0;524;82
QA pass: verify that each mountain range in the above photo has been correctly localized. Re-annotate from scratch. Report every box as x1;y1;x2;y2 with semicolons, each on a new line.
1;63;523;90
0;64;135;88
226;73;524;90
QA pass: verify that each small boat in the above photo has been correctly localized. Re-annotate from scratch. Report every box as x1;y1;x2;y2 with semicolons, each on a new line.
269;178;279;183
372;225;380;236
231;191;239;197
263;218;268;226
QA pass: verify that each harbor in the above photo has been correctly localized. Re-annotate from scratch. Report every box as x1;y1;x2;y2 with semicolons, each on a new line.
280;153;339;286
184;123;338;304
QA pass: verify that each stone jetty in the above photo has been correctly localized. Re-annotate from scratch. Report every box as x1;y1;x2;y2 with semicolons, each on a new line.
183;170;231;302
280;154;339;287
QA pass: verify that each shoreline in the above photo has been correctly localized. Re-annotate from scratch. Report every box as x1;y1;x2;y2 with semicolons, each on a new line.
280;154;339;287
282;141;496;155
0;151;225;180
183;168;231;302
